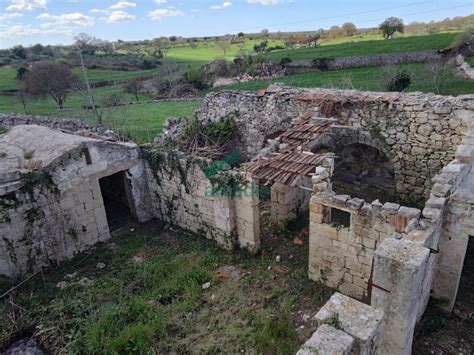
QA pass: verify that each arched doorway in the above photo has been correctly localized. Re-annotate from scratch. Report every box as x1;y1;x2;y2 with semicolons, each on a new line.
332;143;396;203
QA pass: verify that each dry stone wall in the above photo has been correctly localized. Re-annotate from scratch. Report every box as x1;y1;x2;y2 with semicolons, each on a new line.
198;86;472;198
142;148;260;251
0;132;151;278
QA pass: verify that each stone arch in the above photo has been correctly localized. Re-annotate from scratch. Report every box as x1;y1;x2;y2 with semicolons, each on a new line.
310;127;399;202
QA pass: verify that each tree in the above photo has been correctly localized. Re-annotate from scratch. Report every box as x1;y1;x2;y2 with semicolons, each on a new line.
253;40;268;53
379;17;404;39
73;33;100;55
124;79;142;101
260;28;269;37
11;45;27;59
189;42;197;51
328;26;346;39
97;40;115;55
24;61;80;109
342;22;357;36
16;66;29;80
30;43;44;55
217;40;231;56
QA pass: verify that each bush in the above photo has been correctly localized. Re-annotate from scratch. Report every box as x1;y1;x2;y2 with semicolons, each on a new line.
140;57;158;70
279;57;292;65
381;67;411;92
185;66;208;90
16;66;29;80
101;93;124;107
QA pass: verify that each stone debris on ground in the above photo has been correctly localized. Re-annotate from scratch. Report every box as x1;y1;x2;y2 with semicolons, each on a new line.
4;337;45;355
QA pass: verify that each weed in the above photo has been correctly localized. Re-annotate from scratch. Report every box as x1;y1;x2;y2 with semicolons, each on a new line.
0;127;7;134
252;301;300;355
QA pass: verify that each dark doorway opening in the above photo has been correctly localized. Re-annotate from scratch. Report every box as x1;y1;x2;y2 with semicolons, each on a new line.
333;143;396;203
455;235;474;315
99;171;136;230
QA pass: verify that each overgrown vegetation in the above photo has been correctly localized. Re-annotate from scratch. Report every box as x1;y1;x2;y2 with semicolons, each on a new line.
0;223;331;353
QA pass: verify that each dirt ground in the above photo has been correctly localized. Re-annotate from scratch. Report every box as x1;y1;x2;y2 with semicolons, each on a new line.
413;238;474;354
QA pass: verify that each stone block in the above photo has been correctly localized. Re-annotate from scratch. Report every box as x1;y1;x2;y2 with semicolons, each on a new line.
297;325;354;355
315;293;384;355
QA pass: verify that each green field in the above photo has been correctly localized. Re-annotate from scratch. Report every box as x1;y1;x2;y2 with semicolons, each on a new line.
212;63;474;96
262;32;457;62
0;84;200;143
151;39;284;66
71;67;162;83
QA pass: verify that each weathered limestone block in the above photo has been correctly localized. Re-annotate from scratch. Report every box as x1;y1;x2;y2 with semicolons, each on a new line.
315;292;384;355
297;324;354;355
371;238;430;354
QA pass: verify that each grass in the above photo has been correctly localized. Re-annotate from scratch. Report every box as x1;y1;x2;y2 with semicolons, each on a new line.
0;83;201;143
71;67;162;83
0;222;331;354
0;68;19;91
153;39;284;67
211;63;474;96
262;32;458;62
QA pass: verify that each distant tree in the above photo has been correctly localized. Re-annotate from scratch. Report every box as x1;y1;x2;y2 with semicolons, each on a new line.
30;43;44;55
217;40;231;56
24;61;80;109
342;22;357;36
260;28;269;37
11;45;27;59
123;79;142;101
169;35;177;42
237;32;245;37
16;66;29;80
328;26;346;39
189;42;197;51
379;17;404;39
74;33;100;55
97;40;115;55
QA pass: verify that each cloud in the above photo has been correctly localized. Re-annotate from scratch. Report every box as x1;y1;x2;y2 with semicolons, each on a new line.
148;8;183;20
154;0;167;3
6;0;47;11
105;10;135;23
109;2;136;10
0;12;23;20
210;2;232;10
89;8;107;14
0;23;72;38
36;12;94;27
247;0;281;5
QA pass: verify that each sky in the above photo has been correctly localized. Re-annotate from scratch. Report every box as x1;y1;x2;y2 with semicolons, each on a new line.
0;0;473;48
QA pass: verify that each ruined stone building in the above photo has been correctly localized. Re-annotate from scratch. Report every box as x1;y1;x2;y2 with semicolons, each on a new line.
1;85;473;354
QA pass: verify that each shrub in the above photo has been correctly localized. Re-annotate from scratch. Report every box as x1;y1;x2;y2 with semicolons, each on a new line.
386;71;411;92
140;57;157;70
101;93;124;107
279;57;292;66
16;66;29;80
185;66;207;90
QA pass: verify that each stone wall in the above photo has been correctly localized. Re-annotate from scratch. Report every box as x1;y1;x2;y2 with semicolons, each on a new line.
304;100;474;354
270;178;312;225
0;135;151;278
285;50;444;74
197;86;473;198
143;148;260;251
0;114;123;141
308;160;421;300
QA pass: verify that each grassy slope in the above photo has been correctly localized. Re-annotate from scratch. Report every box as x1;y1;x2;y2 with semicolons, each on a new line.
0;85;200;143
212;63;474;96
0;224;330;354
71;67;162;82
262;32;457;62
158;39;284;67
